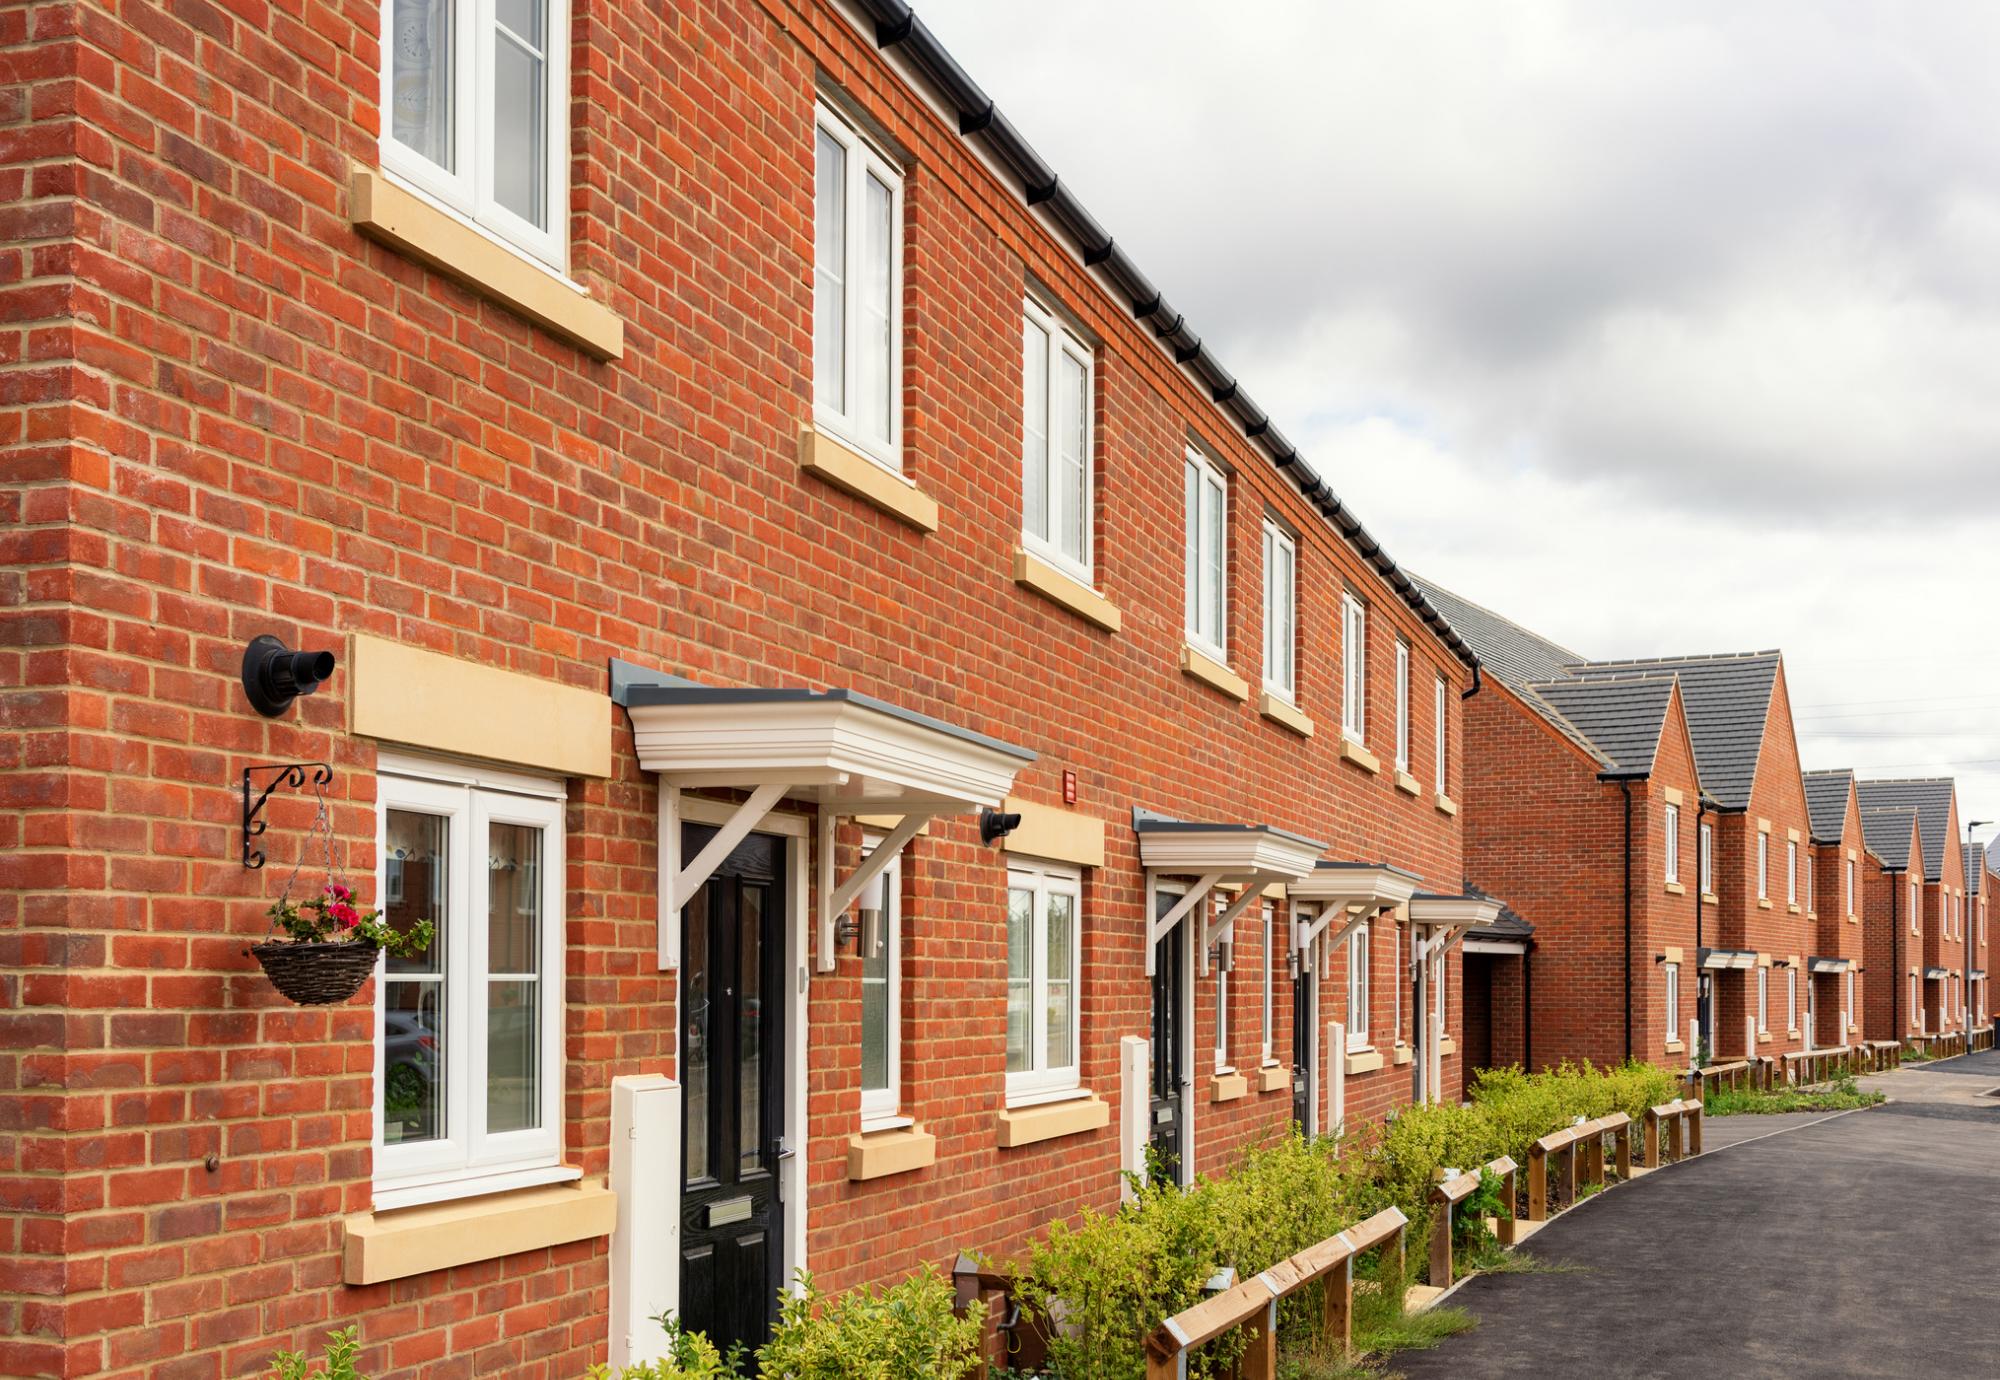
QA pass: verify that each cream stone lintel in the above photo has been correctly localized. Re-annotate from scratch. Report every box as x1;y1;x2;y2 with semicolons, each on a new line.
1394;770;1422;797
1339;738;1381;775
799;429;939;532
1000;797;1105;869
342;1177;614;1285
1757;953;1773;967
996;1095;1108;1149
1757;818;1773;833
1258;692;1314;738
1434;794;1458;817
1181;643;1249;701
349;634;611;778
1013;549;1121;631
349;166;623;359
1787;827;1802;843
1663;946;1685;964
1210;1072;1248;1103
1663;786;1685;806
1257;1063;1289;1093
1847;848;1859;861
847;1125;936;1181
1345;1047;1385;1075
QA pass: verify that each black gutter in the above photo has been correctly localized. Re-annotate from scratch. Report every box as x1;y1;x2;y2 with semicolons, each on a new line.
1460;661;1483;701
854;0;1481;675
1889;866;1904;1036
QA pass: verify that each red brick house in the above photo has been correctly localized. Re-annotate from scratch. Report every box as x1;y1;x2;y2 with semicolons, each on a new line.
1858;780;1966;1041
1970;841;1993;1030
1412;583;1705;1073
0;0;1500;1374
1802;769;1867;1049
1858;807;1926;1042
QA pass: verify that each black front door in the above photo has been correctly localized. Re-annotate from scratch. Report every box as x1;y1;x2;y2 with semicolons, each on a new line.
1292;955;1314;1131
680;825;785;1364
1149;897;1187;1185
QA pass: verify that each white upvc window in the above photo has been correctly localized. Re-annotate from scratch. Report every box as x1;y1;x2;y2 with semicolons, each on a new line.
1259;903;1276;1064
1757;967;1769;1034
1184;447;1228;659
1911;881;1920;936
1341;593;1367;742
1846;858;1855;917
1663;962;1680;1040
1910;972;1920;1028
858;840;902;1125
1021;297;1093;579
374;757;565;1206
1346;922;1371;1050
1786;967;1797;1032
813;102;902;471
1806;854;1815;913
1433;675;1448;795
379;0;570;270
1665;803;1681;884
1699;822;1713;894
1391;921;1403;1045
1393;640;1411;772
1261;521;1297;702
1433;943;1446;1036
1843;970;1854;1032
1757;833;1770;900
1787;841;1798;905
1005;860;1081;1103
1214;917;1232;1075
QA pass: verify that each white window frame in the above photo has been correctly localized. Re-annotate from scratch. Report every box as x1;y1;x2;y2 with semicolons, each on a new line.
377;0;570;271
1021;295;1094;582
1786;967;1797;1033
1391;921;1403;1046
1912;881;1921;936
1757;833;1769;900
1665;803;1681;884
813;101;903;472
1843;970;1854;1032
1699;822;1713;895
1341;593;1367;742
1787;840;1798;906
1184;447;1229;661
1393;640;1411;772
1806;853;1815;913
1433;675;1448;795
1663;961;1680;1041
1261;520;1297;703
1910;971;1920;1029
1259;903;1276;1065
1214;921;1232;1075
1005;860;1082;1104
1346;922;1371;1051
373;756;566;1208
857;839;902;1126
1846;858;1855;917
1757;967;1769;1035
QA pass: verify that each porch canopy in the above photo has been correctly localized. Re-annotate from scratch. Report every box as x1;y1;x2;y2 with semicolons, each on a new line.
625;680;1035;972
1924;967;1952;980
1698;948;1759;971
1807;956;1853;975
1288;861;1423;970
1135;810;1324;976
1407;893;1502;1104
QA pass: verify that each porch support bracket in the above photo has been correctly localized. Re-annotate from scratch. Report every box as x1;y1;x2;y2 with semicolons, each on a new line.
1146;872;1225;976
659;780;790;971
1200;880;1271;977
816;809;938;972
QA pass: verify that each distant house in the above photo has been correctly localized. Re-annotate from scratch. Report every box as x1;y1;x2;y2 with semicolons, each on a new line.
1857;779;1968;1038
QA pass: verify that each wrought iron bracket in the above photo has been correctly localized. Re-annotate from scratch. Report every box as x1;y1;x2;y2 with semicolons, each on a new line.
242;762;332;869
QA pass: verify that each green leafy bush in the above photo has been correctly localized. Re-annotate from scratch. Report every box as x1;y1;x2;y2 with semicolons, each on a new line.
755;1267;983;1380
265;1328;364;1380
586;1315;740;1379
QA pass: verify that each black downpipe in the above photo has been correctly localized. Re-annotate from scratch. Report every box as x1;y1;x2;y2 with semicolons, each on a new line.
1460;661;1484;701
1620;781;1634;1063
1694;799;1708;1052
1891;871;1902;1036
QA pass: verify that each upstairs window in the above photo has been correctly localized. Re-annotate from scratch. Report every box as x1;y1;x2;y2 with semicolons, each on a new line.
1393;641;1411;772
1664;803;1681;884
1846;858;1855;916
1433;675;1448;794
814;103;901;470
1021;298;1093;579
1757;833;1769;900
1787;840;1798;905
1911;881;1919;935
1699;822;1713;895
1261;522;1297;702
1341;593;1367;742
1184;448;1229;658
381;0;570;268
1005;861;1081;1103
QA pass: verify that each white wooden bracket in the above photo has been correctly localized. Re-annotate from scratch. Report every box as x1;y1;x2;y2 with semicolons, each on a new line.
815;809;938;972
1297;902;1385;958
1200;880;1270;977
1146;872;1224;976
657;780;789;971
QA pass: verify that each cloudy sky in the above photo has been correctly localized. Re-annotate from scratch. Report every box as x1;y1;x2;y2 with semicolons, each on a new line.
921;0;2000;849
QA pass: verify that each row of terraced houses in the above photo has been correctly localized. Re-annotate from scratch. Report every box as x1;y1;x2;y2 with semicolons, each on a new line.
1;0;1993;1376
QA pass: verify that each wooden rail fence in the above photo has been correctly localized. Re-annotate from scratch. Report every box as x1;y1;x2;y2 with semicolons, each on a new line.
1426;1155;1517;1291
1643;1098;1703;1167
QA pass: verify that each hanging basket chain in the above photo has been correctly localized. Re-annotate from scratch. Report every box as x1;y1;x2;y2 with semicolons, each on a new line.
270;770;349;928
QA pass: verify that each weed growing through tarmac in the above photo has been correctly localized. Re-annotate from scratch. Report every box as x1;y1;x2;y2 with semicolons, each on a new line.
1704;1074;1886;1116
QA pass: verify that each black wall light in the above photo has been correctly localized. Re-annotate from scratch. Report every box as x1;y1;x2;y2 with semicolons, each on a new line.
980;808;1022;845
241;635;338;718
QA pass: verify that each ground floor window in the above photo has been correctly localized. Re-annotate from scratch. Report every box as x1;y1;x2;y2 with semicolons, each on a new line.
859;840;902;1125
1786;967;1797;1033
1843;971;1853;1032
1663;962;1680;1040
1756;968;1768;1034
375;758;566;1202
1346;922;1371;1050
1006;859;1081;1102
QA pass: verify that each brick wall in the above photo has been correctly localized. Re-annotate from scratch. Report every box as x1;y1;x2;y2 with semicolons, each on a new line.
0;0;1472;1374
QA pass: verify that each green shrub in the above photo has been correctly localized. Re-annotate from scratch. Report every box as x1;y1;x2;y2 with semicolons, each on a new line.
265;1328;364;1380
755;1267;983;1380
586;1315;740;1379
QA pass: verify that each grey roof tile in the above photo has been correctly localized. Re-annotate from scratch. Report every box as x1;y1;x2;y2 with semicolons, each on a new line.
1969;842;1985;895
1525;675;1676;774
1859;806;1921;872
1568;652;1781;809
1855;778;1955;879
1410;578;1583;692
1803;769;1855;845
1466;885;1534;940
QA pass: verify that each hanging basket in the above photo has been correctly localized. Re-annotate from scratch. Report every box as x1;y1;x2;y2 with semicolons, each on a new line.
251;939;380;1005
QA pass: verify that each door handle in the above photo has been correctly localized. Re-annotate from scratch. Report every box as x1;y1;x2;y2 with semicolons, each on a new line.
773;1138;797;1162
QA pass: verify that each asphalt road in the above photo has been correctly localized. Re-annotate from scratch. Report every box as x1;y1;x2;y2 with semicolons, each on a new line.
1398;1049;2000;1379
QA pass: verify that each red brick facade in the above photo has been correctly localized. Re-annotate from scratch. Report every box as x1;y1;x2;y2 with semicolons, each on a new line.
0;0;1477;1376
1806;777;1867;1048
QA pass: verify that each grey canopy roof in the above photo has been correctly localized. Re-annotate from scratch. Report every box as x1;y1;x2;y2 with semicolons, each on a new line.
1467;885;1535;942
1856;779;1955;880
1527;675;1677;775
1803;769;1856;845
1568;653;1780;809
1859;806;1920;872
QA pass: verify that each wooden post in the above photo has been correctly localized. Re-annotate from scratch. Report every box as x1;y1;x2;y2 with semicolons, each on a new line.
1387;1219;1406;1310
1243;1299;1278;1380
1323;1256;1352;1359
1614;1120;1633;1179
1527;1143;1548;1220
1688;1103;1704;1155
1429;1186;1454;1291
1667;1107;1685;1161
1495;1163;1518;1245
1557;1140;1576;1211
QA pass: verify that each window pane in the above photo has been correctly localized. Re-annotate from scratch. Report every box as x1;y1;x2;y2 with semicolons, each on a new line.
1022;319;1048;542
492;1;547;229
486;978;538;1133
1045;890;1074;1070
1183;459;1200;635
860;892;889;1094
383;977;443;1145
1058;350;1087;563
390;0;453;170
385;810;446;974
813;129;846;415
683;887;710;1182
487;822;541;975
1203;475;1224;645
738;886;763;1171
1006;886;1032;1073
858;171;894;446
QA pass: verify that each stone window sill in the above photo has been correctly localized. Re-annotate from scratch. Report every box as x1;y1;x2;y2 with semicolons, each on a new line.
1339;737;1381;775
1434;793;1458;817
1702;893;1720;905
1758;899;1774;910
1665;882;1686;897
847;1124;937;1181
1439;1037;1458;1055
800;428;939;532
996;1093;1108;1148
1257;1063;1290;1093
1258;691;1314;738
1664;1040;1686;1054
1392;1042;1413;1066
350;166;622;360
343;1176;614;1285
1181;643;1249;701
1013;549;1120;631
1394;770;1422;797
1344;1047;1384;1075
1210;1072;1249;1103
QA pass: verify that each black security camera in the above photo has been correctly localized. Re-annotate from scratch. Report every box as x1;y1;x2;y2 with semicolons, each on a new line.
980;808;1023;845
241;634;338;717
